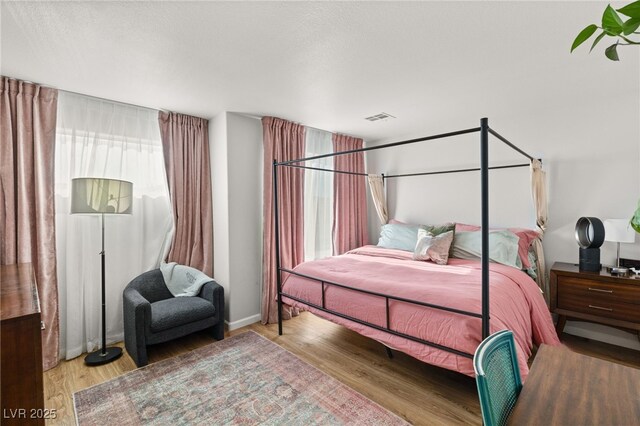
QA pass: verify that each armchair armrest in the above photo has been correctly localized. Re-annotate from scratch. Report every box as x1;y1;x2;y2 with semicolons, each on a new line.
199;280;225;340
123;287;152;325
199;280;225;320
123;287;152;367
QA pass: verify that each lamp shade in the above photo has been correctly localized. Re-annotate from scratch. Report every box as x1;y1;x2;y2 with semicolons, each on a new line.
71;178;133;214
604;219;636;244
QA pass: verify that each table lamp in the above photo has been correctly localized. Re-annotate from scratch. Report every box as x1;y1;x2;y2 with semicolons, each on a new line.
71;177;132;365
604;219;636;274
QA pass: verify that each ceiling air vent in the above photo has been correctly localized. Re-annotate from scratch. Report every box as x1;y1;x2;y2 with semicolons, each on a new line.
364;112;395;122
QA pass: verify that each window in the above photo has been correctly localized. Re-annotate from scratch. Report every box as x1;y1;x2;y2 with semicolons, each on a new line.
303;128;333;261
54;92;173;359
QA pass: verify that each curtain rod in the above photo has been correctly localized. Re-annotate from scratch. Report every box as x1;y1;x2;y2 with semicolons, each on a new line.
265;116;362;142
3;76;164;113
59;88;210;121
306;123;373;143
4;77;211;120
60;88;169;115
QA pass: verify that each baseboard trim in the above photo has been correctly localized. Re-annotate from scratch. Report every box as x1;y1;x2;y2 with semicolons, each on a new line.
225;314;261;331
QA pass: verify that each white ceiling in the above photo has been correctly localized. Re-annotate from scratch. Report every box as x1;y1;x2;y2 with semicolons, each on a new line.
1;1;638;141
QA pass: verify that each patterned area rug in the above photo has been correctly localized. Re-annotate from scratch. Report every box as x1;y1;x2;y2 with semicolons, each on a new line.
74;331;407;425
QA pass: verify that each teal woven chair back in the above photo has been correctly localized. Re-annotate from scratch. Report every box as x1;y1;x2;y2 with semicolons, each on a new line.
473;330;523;426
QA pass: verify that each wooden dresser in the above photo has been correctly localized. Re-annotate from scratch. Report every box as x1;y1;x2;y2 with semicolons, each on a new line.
1;263;45;425
550;261;640;335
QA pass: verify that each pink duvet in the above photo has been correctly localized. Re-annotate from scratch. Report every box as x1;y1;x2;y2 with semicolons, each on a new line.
281;245;560;379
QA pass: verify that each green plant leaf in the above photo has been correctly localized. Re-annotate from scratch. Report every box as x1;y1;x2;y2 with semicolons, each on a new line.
571;24;598;52
590;31;607;52
605;43;620;60
602;5;624;35
623;17;640;34
631;199;640;233
618;0;640;19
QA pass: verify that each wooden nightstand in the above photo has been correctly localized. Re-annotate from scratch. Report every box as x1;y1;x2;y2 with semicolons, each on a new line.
550;262;640;336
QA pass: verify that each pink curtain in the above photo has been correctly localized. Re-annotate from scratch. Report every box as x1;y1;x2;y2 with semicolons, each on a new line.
332;134;369;255
0;77;59;370
262;117;305;324
158;111;213;276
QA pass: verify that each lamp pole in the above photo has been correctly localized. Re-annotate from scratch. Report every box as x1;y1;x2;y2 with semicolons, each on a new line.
84;210;123;365
100;212;106;356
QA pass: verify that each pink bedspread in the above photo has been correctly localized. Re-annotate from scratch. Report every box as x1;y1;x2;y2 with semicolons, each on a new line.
281;245;560;379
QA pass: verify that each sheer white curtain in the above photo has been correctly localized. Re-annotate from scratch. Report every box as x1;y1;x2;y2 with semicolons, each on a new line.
367;174;388;225
303;128;334;260
55;92;174;360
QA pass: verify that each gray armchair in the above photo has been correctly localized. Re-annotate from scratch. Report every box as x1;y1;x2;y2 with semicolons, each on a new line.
123;268;224;367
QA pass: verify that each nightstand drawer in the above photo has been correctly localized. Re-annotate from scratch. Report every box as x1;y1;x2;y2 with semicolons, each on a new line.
558;290;640;323
557;276;640;305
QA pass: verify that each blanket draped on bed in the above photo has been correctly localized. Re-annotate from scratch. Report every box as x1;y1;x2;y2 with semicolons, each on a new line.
281;245;560;379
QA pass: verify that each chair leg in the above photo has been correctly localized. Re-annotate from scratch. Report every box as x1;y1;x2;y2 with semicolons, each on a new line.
211;322;224;340
138;347;149;367
124;326;149;368
125;340;148;368
133;343;148;368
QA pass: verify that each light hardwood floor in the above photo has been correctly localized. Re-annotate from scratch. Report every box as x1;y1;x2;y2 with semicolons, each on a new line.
44;312;640;425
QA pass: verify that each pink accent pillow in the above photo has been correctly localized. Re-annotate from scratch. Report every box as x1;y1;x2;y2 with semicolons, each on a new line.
455;223;540;269
455;223;480;232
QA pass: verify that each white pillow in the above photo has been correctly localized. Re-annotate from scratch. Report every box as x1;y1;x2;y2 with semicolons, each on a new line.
413;229;454;265
377;223;421;251
451;230;522;269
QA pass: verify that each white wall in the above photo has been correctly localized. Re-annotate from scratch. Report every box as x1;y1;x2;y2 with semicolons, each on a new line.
210;112;230;321
366;76;640;350
226;113;263;326
210;112;263;328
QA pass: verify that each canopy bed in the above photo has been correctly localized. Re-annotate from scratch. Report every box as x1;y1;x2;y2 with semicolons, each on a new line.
271;118;558;378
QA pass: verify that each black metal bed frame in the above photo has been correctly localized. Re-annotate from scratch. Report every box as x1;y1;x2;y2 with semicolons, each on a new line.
272;117;536;360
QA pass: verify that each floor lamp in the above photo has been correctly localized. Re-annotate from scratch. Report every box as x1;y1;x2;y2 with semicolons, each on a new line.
71;177;133;366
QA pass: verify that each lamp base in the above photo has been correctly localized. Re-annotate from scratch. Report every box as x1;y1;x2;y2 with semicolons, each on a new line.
84;347;122;366
607;266;629;275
